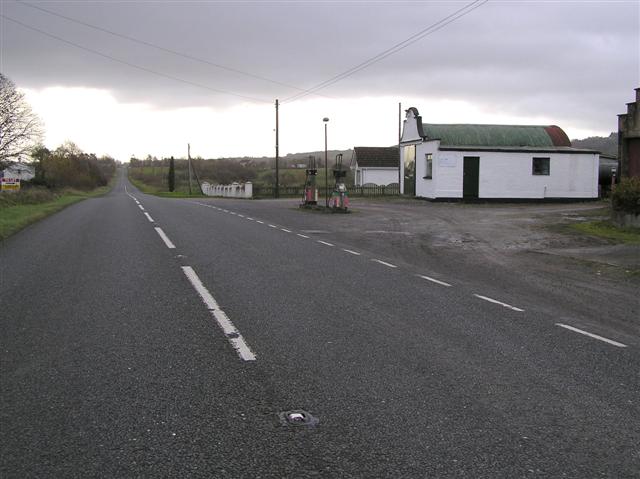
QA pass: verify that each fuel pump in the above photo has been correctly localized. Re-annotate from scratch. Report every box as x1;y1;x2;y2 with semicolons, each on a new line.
329;153;349;212
301;155;318;207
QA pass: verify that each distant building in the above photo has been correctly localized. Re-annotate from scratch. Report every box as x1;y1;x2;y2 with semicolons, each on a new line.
618;88;640;178
400;107;600;200
1;162;35;181
351;146;399;186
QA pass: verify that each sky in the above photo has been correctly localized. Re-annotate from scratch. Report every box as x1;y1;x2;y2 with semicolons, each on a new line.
1;0;638;161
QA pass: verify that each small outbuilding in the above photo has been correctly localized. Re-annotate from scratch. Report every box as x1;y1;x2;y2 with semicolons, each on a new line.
399;107;600;200
351;146;399;186
1;162;35;181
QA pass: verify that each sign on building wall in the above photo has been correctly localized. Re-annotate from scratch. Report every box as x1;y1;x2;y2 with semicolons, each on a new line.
1;178;21;191
438;157;457;168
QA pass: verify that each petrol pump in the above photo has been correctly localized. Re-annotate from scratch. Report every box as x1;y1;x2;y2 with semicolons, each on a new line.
301;156;318;207
329;153;349;212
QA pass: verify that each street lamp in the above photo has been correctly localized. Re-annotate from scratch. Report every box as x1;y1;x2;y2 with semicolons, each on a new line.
323;117;329;207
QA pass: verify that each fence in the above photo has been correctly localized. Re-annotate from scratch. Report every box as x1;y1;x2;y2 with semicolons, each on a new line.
201;181;253;199
253;184;399;198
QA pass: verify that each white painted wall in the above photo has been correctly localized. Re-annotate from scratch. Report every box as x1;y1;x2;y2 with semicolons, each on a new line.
415;144;599;199
201;181;253;198
355;167;398;186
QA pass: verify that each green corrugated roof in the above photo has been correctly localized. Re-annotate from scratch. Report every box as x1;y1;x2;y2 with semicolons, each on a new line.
422;124;557;148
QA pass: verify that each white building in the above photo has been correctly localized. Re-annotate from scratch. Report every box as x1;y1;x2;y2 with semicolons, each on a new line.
1;162;35;181
352;147;399;186
399;107;599;200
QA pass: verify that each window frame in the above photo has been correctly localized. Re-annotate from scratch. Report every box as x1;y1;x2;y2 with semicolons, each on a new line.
532;157;550;176
423;153;433;179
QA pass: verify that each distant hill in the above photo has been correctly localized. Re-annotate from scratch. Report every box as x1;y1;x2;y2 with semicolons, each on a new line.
571;132;617;157
217;149;354;168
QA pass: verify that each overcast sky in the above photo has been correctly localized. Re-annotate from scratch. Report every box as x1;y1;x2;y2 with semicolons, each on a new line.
1;0;638;160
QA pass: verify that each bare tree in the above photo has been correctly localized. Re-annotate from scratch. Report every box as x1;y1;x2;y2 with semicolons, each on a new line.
0;73;43;166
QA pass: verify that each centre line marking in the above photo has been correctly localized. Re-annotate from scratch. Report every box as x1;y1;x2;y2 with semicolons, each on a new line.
256;220;265;224
144;212;155;222
280;228;291;233
237;214;245;218
181;266;256;361
297;233;310;239
154;227;176;249
417;274;451;287
555;323;627;348
317;240;334;246
138;204;145;211
372;259;397;268
474;294;524;312
268;224;277;228
246;217;254;220
342;249;361;255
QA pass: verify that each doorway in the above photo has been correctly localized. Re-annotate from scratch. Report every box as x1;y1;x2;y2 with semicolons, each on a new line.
463;156;479;199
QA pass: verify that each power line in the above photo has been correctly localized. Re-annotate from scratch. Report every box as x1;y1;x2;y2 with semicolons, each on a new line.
1;14;271;103
282;0;488;104
16;0;327;98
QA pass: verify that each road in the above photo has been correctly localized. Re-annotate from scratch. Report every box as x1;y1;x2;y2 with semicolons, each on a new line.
2;169;639;478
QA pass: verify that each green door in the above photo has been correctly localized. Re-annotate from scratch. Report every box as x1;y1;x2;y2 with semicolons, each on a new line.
463;156;479;199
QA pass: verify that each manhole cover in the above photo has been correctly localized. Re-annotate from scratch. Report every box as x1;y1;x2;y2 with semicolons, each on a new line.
278;410;319;427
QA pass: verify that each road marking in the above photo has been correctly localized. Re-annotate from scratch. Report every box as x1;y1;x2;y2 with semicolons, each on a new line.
256;220;265;224
238;214;245;218
144;212;155;222
297;233;310;239
181;266;256;361
154;227;176;249
280;228;291;233
555;323;627;348
247;217;254;220
416;274;451;287
317;240;334;246
372;259;397;268
230;212;237;215
342;249;361;256
474;294;524;312
222;209;229;213
135;200;140;204
138;204;145;211
268;224;277;228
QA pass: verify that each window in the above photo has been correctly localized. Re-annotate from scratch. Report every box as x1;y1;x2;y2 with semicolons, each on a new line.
424;153;433;179
532;157;550;175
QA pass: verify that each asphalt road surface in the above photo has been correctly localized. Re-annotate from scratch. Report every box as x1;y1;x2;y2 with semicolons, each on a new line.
2;170;639;478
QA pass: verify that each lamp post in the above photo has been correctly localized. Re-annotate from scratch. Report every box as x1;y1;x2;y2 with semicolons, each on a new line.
323;117;329;207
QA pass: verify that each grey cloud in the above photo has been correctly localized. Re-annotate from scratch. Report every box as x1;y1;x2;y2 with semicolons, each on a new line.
1;0;638;132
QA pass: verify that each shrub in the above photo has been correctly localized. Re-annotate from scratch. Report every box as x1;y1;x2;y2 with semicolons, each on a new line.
0;186;57;208
612;177;640;215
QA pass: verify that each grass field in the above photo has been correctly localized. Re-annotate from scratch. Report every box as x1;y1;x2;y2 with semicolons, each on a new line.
570;220;640;244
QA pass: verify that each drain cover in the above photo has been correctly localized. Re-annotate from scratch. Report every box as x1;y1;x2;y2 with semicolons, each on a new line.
278;410;319;426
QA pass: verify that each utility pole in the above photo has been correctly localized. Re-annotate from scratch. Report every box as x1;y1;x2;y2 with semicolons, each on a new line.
187;143;193;195
398;102;402;191
275;99;279;199
323;117;329;208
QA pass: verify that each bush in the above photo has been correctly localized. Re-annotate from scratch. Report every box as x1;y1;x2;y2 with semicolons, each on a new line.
612;177;640;215
0;186;57;208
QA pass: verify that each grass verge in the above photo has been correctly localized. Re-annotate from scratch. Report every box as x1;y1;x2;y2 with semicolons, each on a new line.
0;182;114;241
128;173;205;198
570;220;640;244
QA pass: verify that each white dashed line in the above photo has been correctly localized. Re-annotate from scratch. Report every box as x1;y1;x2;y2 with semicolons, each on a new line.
256;220;265;224
154;227;176;249
474;294;524;312
417;274;451;287
555;323;627;348
247;217;254;221
182;266;256;361
238;214;245;218
372;259;397;268
317;240;334;247
280;228;292;233
144;212;154;222
342;249;361;256
138;204;145;211
297;234;310;239
222;209;229;213
268;224;277;228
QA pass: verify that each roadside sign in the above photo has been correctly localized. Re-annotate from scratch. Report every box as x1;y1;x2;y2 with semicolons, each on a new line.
1;177;21;191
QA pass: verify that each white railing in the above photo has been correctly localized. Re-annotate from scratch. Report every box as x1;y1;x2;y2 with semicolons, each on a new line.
201;181;253;199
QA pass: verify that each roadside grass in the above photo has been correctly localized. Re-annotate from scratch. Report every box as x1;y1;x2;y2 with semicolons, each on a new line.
569;220;640;244
128;172;206;198
0;183;113;241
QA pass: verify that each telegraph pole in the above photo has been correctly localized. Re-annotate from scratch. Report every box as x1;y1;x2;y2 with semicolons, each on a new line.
398;102;402;190
187;143;193;195
275;99;279;199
